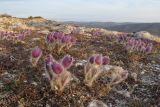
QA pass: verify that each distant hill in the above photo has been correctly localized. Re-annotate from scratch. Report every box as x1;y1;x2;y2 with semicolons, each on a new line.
108;23;160;36
65;21;132;28
65;22;160;36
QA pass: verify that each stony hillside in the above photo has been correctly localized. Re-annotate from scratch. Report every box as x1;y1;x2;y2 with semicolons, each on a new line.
0;16;160;107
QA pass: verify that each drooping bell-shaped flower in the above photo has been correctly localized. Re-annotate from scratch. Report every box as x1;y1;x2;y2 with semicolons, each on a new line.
32;46;42;58
31;46;42;67
51;62;64;75
45;54;54;65
55;31;64;40
102;56;110;65
17;34;25;41
46;33;55;43
89;56;95;64
140;46;146;53
61;55;73;69
61;36;72;44
45;54;55;72
95;54;103;65
44;54;59;80
145;43;153;53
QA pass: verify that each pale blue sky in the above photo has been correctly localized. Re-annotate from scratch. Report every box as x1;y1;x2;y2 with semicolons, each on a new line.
0;0;160;22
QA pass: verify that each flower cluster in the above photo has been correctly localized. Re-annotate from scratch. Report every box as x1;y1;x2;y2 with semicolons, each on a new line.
91;30;102;36
107;33;128;43
29;47;129;93
0;31;15;40
31;46;42;67
125;38;153;53
117;33;128;42
46;31;76;52
44;54;74;92
0;30;32;42
84;54;110;87
107;33;153;54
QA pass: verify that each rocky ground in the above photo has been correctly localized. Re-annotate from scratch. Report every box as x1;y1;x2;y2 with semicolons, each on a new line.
0;16;160;107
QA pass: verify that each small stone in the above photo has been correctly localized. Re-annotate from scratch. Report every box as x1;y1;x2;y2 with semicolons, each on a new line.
32;38;41;41
45;104;50;107
124;91;131;98
42;73;46;76
151;60;156;64
75;60;87;66
31;82;38;86
87;100;108;107
141;71;145;75
24;80;27;83
131;72;138;82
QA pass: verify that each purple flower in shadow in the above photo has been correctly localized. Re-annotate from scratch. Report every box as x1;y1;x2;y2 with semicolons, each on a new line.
61;55;73;69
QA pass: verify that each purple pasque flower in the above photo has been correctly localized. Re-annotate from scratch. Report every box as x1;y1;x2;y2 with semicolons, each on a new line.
45;54;55;67
118;33;128;42
46;31;76;53
61;55;73;69
61;35;76;44
95;54;103;65
46;32;56;43
44;55;54;79
140;45;146;53
92;30;102;36
16;33;25;41
44;54;64;79
89;56;95;64
61;35;72;44
88;54;110;65
145;43;153;53
51;62;64;75
31;46;42;58
102;56;110;65
55;31;64;40
128;38;135;45
31;46;42;67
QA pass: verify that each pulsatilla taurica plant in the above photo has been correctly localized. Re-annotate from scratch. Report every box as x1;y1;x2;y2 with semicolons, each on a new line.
105;66;128;86
84;54;128;87
46;31;76;53
44;54;74;93
84;54;110;87
125;38;153;54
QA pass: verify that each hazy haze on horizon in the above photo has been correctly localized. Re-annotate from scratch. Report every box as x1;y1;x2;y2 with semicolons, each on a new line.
0;0;160;22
